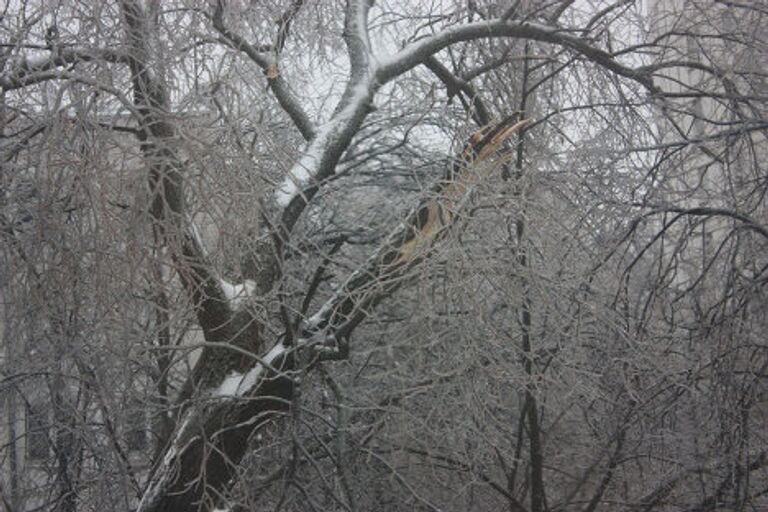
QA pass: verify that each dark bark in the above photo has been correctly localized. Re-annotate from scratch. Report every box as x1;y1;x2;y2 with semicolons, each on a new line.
51;378;79;512
121;0;263;398
138;352;295;512
513;42;546;512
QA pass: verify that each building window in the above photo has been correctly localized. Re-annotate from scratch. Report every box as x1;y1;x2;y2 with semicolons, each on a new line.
26;403;50;460
125;399;147;451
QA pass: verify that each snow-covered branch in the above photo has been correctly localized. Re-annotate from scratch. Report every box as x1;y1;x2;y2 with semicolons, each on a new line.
274;78;375;209
137;339;294;512
274;0;377;230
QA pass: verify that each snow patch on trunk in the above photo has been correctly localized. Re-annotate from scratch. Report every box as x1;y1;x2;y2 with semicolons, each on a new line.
212;341;287;397
219;278;256;310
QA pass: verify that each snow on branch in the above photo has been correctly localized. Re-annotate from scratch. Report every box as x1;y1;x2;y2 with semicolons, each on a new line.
211;341;287;397
274;148;319;207
218;278;256;311
274;79;375;207
273;0;374;210
137;340;291;512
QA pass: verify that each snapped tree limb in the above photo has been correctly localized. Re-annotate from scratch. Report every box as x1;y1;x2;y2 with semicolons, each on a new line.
136;115;525;512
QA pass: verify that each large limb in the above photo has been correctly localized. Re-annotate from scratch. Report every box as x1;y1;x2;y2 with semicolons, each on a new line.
376;19;657;93
120;1;261;400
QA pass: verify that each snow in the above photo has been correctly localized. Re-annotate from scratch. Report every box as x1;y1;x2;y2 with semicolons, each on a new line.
212;341;287;397
213;371;247;397
307;301;332;329
190;222;207;256
219;278;256;310
237;365;265;395
274;148;321;206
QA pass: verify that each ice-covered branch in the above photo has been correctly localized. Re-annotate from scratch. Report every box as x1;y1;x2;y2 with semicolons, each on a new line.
376;19;657;93
634;204;768;241
422;55;491;126
211;0;316;141
301;117;528;347
0;47;127;91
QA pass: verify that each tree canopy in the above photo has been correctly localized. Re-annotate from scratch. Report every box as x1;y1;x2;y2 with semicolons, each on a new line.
1;1;767;511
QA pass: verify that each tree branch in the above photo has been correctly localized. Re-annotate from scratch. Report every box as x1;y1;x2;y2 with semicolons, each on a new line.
422;55;491;125
0;47;128;91
275;0;377;227
635;204;768;241
210;0;316;141
376;19;657;93
137;115;526;511
121;1;264;410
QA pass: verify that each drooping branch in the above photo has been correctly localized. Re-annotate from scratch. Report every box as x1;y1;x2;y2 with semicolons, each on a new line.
633;204;768;241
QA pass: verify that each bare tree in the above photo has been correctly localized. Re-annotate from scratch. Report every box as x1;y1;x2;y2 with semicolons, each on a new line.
1;1;766;511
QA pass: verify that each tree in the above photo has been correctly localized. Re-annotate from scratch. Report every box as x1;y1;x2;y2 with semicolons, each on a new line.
1;1;766;511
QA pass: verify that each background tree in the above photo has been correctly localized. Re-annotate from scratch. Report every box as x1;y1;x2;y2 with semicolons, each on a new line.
1;1;766;511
